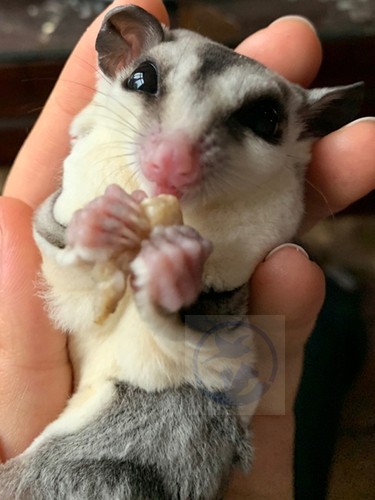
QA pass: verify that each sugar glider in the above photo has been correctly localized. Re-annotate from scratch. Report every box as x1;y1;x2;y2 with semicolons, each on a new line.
0;5;363;499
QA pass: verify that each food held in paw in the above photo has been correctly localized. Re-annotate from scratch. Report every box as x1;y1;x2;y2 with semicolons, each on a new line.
140;194;183;229
94;193;183;323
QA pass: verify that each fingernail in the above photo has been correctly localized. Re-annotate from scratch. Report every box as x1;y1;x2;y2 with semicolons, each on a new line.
265;243;309;261
270;15;316;34
343;116;375;128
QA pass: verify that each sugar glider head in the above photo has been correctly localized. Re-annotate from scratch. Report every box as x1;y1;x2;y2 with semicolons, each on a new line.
94;5;364;207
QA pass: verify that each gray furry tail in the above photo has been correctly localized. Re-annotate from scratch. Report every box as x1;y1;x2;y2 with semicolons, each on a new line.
0;383;252;499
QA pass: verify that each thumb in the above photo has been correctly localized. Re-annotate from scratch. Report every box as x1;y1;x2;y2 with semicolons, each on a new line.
228;245;325;499
0;197;71;460
251;244;325;412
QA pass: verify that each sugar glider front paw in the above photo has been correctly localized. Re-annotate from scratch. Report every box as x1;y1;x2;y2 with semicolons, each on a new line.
65;184;149;266
61;185;149;324
131;225;213;314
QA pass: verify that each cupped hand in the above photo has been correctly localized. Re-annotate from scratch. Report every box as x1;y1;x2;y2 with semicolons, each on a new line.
1;3;374;500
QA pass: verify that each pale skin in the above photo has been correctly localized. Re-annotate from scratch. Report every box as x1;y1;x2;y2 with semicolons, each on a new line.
0;0;374;498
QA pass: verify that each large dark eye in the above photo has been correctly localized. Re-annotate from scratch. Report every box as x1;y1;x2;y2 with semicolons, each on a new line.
125;61;158;94
230;99;281;143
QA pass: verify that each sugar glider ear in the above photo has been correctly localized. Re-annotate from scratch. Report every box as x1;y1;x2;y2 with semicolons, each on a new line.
96;5;165;78
301;82;364;138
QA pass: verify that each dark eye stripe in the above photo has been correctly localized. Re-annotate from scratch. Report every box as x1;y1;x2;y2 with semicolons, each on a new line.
228;98;284;144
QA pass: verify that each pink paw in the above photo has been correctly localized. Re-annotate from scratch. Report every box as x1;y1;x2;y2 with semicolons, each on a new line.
66;184;148;262
131;225;213;313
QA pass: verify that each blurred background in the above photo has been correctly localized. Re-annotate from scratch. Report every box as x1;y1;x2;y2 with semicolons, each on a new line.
0;1;374;499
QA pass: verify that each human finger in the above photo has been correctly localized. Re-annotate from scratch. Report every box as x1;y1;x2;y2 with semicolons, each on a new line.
0;197;72;460
301;119;375;232
227;245;325;498
4;0;168;209
236;16;322;86
250;245;325;410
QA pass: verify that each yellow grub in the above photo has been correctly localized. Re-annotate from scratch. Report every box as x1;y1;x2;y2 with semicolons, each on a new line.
140;194;183;229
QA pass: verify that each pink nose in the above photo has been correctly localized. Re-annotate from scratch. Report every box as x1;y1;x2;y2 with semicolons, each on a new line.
140;131;200;195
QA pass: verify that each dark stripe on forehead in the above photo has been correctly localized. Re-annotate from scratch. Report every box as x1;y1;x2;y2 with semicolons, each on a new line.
195;42;249;81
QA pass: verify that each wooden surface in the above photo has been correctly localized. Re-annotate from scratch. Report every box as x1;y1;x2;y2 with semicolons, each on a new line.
0;60;62;165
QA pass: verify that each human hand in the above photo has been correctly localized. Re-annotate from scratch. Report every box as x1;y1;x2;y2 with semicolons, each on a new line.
1;3;374;500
